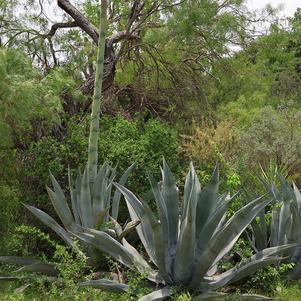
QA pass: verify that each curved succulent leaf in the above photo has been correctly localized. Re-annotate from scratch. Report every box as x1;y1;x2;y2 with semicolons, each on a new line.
0;256;39;266
148;173;170;273
193;293;272;300
161;158;179;266
118;220;141;242
192;291;228;300
121;238;162;283
138;287;172;301
278;200;292;246
140;197;171;283
79;279;129;292
114;182;157;265
195;165;219;239
46;185;77;232
191;196;271;286
73;229;133;268
105;217;157;283
202;244;294;291
194;192;236;265
287;203;300;246
236;294;273;300
49;173;79;231
174;173;197;284
23;204;74;247
111;163;135;220
15;263;58;277
0;277;20;281
80;167;93;228
182;162;194;222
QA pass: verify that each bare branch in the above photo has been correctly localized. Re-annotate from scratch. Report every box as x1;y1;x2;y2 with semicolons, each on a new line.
57;0;99;43
107;30;140;47
47;21;78;37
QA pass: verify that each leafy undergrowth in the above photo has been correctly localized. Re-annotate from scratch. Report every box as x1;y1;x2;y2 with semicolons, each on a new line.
2;282;301;301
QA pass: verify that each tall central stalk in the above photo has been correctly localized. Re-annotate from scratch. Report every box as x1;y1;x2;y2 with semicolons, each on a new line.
87;0;108;183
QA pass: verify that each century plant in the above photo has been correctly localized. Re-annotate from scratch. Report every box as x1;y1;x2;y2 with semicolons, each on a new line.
250;173;301;279
0;165;135;277
24;163;135;255
74;160;294;300
0;0;138;276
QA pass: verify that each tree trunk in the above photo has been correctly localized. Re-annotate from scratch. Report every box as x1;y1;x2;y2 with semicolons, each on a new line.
57;0;115;97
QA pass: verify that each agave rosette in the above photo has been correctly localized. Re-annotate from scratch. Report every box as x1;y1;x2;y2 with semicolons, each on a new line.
250;174;301;279
75;160;294;300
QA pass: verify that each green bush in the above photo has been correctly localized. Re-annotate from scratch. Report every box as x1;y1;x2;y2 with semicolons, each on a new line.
239;106;301;184
98;117;181;193
5;225;56;258
181;121;241;191
21;116;181;212
0;185;20;251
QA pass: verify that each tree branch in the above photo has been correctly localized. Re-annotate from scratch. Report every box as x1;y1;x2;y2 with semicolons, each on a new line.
47;21;78;38
57;0;99;44
107;30;140;47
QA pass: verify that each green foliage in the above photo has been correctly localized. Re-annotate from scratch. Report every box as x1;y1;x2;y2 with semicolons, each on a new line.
50;244;87;290
22;116;180;212
240;266;280;295
0;48;66;146
98;117;180;191
2;2;301;300
239;106;301;182
0;186;20;242
5;225;56;258
181;121;240;191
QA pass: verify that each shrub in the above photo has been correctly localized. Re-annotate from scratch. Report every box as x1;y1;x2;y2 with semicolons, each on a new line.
239;106;301;184
21;116;180;211
181;121;240;190
5;225;56;258
0;185;20;252
98;117;181;193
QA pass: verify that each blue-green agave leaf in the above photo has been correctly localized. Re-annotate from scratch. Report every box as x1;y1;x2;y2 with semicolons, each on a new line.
79;166;93;228
79;279;129;292
195;165;219;239
111;163;135;220
191;196;271;287
24;204;74;246
138;287;172;301
161;158;179;267
15;263;58;277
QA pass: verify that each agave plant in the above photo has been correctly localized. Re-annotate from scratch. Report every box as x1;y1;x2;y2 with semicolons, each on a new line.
0;163;136;278
28;162;135;250
0;0;137;278
74;160;293;300
250;174;301;279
